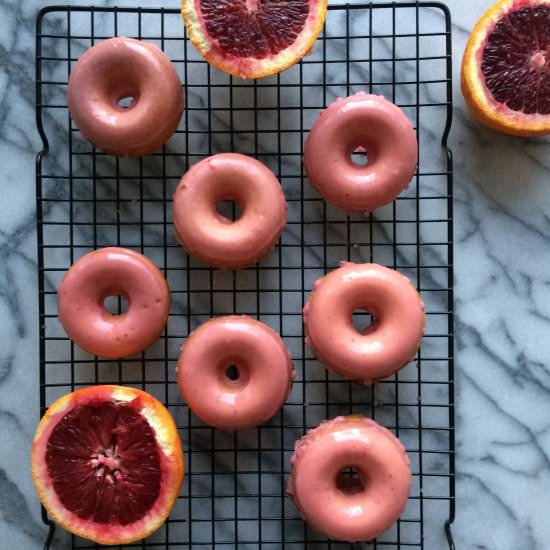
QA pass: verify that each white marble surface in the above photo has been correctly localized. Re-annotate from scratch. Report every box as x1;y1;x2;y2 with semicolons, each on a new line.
1;0;550;549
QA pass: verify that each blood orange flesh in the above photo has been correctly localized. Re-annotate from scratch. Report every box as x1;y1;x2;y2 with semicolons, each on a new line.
182;0;328;79
32;386;184;545
482;5;550;114
461;0;550;136
200;0;310;59
46;401;161;525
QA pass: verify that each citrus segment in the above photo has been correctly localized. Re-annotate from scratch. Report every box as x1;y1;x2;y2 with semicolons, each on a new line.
201;0;310;58
462;0;550;136
46;402;161;525
482;5;550;114
32;386;184;545
182;0;328;79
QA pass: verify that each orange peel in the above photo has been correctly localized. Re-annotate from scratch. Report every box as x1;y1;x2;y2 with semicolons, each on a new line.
32;386;184;545
182;0;328;79
462;0;550;137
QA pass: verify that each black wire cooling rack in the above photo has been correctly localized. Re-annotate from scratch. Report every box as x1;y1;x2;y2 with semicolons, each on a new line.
35;3;455;549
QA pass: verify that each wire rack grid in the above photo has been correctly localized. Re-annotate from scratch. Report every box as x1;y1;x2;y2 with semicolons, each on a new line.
36;3;455;549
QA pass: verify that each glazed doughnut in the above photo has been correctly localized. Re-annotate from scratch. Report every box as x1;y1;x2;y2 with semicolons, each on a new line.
172;153;287;270
176;316;294;430
68;37;184;157
58;247;170;358
303;262;424;383
304;93;418;213
288;416;411;542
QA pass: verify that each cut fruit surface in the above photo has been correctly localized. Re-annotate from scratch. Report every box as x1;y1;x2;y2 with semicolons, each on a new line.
182;0;328;79
462;0;550;136
32;386;184;545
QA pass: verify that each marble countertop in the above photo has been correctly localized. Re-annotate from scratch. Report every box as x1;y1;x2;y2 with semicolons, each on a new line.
2;0;549;548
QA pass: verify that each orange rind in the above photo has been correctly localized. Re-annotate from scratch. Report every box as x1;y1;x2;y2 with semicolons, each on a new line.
462;0;550;137
31;386;184;545
182;0;328;80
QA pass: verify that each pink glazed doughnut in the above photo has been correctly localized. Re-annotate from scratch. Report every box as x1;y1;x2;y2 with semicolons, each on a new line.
304;93;418;213
288;416;412;542
172;153;287;270
304;262;424;383
58;247;170;358
68;37;184;157
176;316;294;431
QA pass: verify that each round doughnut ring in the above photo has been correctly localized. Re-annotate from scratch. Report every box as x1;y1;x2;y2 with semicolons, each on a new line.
67;37;184;157
288;415;412;542
176;316;294;431
58;247;170;358
304;93;418;213
172;153;287;270
303;262;425;384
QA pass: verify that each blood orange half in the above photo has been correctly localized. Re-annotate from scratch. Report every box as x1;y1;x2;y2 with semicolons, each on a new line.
182;0;328;79
462;0;550;136
31;386;184;545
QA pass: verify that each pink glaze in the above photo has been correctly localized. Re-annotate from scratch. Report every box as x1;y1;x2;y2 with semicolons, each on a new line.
172;153;287;270
176;316;294;431
67;37;184;157
287;416;411;542
58;248;170;358
304;93;418;213
304;262;424;383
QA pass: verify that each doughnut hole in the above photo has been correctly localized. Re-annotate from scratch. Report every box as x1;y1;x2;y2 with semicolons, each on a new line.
215;200;243;223
103;294;129;316
352;307;377;335
349;139;379;167
105;67;140;111
225;364;240;381
351;146;369;166
217;360;250;388
117;95;136;109
107;73;140;112
336;466;367;495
